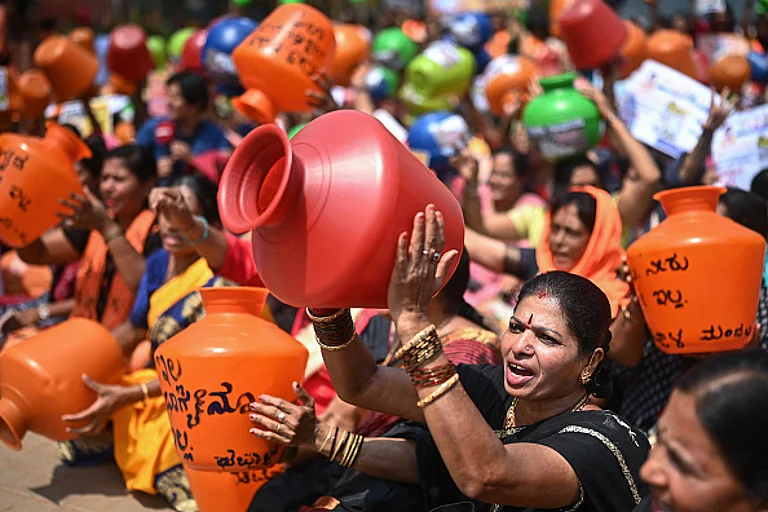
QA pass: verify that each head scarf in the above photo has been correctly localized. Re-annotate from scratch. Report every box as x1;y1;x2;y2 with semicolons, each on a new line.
536;186;629;316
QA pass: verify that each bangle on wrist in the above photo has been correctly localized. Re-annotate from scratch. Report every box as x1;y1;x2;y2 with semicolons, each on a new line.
103;227;123;244
181;216;209;246
37;304;50;322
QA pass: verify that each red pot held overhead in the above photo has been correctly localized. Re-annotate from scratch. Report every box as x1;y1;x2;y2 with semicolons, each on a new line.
181;29;208;76
217;110;465;308
557;0;628;70
107;24;154;84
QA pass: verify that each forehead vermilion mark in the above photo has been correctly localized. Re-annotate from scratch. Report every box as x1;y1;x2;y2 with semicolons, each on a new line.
537;290;547;299
527;314;534;328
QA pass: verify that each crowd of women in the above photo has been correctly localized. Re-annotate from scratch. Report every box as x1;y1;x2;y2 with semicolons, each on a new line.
1;0;768;511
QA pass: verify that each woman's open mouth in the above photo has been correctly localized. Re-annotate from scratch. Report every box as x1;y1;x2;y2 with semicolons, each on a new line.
506;361;535;387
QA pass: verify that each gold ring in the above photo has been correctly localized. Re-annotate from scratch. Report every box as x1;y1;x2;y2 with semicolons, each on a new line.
276;423;282;435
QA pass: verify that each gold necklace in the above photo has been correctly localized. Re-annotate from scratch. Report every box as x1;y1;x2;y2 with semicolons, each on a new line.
503;394;590;430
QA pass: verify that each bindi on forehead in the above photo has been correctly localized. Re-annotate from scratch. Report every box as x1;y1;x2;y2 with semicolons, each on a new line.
537;290;548;300
527;314;534;328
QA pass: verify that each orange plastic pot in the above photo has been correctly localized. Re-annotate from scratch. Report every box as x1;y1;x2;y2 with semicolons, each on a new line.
34;35;98;102
17;69;52;119
627;186;766;355
557;0;627;70
647;29;697;78
709;55;750;92
154;287;308;472
69;27;95;54
549;0;572;38
186;466;281;512
620;21;647;79
330;24;371;87
0;318;124;449
0;122;91;248
107;24;154;84
217;110;465;308
485;55;537;116
231;4;335;124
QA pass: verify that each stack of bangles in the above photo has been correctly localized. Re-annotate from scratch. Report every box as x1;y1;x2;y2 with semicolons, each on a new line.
393;325;459;408
307;308;356;351
319;425;364;468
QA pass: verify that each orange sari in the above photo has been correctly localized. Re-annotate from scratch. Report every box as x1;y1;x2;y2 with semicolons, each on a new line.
71;210;156;330
536;186;629;316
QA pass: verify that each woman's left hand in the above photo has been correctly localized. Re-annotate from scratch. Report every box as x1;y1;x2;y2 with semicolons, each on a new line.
61;374;136;435
388;205;459;332
149;187;196;232
170;140;192;163
58;187;112;232
249;382;319;448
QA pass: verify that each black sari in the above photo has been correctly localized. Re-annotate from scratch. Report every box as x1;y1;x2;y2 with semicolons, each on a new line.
407;364;651;512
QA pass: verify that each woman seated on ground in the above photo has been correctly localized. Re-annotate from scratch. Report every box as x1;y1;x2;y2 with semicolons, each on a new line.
249;250;501;511
57;174;267;512
249;206;649;511
634;351;768;512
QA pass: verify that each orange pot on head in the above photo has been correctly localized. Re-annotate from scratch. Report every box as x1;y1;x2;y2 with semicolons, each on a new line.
153;287;308;472
485;55;537;116
34;35;98;102
0;122;90;248
646;29;697;78
0;318;124;449
627;186;766;355
231;4;335;124
709;55;750;93
69;27;95;54
17;69;51;119
620;21;647;79
330;24;371;87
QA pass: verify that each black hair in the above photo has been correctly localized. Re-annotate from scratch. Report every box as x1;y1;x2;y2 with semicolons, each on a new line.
79;135;106;182
750;169;768;202
719;187;768;241
525;7;550;40
675;352;768;505
104;144;157;183
549;191;598;234
492;144;531;181
553;154;601;198
171;174;220;227
167;70;210;112
517;271;614;398
438;249;496;332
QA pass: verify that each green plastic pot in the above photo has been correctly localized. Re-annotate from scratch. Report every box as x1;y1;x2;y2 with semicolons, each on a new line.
288;123;307;139
168;27;197;61
522;72;603;161
372;28;419;71
404;41;476;100
147;35;167;69
398;81;456;115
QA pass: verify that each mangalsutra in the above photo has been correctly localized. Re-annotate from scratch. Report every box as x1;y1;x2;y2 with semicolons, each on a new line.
503;394;590;430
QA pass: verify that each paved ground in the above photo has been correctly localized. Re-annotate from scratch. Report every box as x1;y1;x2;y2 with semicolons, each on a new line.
0;433;172;511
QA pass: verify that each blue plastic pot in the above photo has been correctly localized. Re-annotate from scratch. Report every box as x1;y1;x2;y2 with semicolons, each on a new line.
407;111;470;180
202;17;258;96
446;12;492;50
748;51;768;84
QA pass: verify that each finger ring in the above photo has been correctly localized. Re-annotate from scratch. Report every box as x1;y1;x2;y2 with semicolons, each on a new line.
276;423;282;435
277;411;286;423
432;252;441;262
422;249;430;257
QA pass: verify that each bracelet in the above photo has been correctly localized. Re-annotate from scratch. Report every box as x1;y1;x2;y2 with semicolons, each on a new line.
411;365;457;389
140;382;149;402
417;373;460;408
316;332;356;352
330;430;349;463
104;228;124;244
181;216;209;246
317;425;334;454
393;325;438;362
306;308;348;324
340;433;364;468
311;309;356;348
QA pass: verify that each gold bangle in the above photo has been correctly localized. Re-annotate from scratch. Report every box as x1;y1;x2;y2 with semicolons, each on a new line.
330;430;348;463
393;324;437;362
306;308;349;324
316;332;356;352
417;373;460;408
140;382;149;401
341;434;363;468
317;425;334;455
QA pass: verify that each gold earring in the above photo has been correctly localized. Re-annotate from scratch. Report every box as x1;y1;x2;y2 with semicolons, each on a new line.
580;372;591;386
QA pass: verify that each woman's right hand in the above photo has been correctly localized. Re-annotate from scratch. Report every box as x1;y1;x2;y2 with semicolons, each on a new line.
149;187;196;232
249;382;322;449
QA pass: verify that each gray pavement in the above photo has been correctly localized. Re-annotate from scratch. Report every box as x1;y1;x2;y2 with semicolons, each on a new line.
0;433;172;511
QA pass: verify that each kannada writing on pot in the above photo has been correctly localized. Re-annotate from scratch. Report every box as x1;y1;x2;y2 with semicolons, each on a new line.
645;252;689;277
234;470;274;485
213;445;281;471
700;323;753;342
0;215;27;244
652;289;688;309
654;329;684;350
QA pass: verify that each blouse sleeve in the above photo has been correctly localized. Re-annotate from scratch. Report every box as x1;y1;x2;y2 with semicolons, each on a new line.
218;233;264;287
128;270;152;329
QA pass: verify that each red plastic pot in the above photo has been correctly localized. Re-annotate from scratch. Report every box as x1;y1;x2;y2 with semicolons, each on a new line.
107;24;154;83
181;30;207;76
557;0;628;70
217;110;465;308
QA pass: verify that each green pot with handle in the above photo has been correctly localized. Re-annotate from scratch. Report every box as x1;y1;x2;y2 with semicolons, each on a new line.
398;81;456;115
372;28;419;71
522;72;603;161
404;40;476;100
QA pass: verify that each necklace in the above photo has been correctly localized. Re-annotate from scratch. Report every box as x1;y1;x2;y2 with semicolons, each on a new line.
503;394;591;430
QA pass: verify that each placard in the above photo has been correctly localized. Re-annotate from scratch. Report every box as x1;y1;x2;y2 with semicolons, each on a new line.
617;60;718;158
711;104;768;190
46;95;130;137
428;0;526;15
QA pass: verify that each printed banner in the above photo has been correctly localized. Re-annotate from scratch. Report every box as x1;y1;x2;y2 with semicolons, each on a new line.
46;94;131;137
428;0;527;15
616;60;717;158
696;33;749;65
711;104;768;190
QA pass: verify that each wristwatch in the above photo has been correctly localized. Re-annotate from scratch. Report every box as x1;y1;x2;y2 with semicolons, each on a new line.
38;305;51;322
